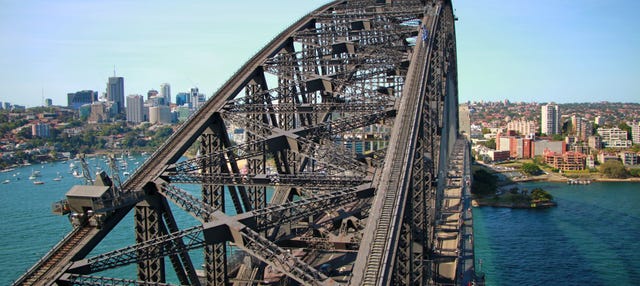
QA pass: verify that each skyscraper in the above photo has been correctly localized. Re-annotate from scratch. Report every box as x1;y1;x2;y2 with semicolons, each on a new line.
175;92;189;106
190;87;199;109
541;103;561;135
107;77;125;114
160;83;171;106
147;89;159;100
632;121;640;145
67;90;98;110
126;94;144;123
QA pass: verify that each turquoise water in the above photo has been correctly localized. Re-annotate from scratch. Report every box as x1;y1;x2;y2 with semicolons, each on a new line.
473;182;640;285
2;161;640;285
0;156;267;284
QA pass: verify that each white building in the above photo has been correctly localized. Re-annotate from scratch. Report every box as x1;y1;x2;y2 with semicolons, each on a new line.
506;119;536;136
541;103;561;135
594;116;605;126
149;105;172;124
160;83;171;106
598;127;632;148
126;94;144;123
31;123;50;138
619;152;639;166
632;121;640;145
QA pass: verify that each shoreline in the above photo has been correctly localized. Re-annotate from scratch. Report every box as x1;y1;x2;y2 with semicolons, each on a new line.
473;199;557;209
510;175;640;184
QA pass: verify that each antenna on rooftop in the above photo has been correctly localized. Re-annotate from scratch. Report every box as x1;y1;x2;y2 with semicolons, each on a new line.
113;65;116;77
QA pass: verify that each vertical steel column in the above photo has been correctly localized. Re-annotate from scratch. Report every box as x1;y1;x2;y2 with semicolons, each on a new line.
135;196;165;283
201;128;227;286
244;76;268;227
278;44;298;132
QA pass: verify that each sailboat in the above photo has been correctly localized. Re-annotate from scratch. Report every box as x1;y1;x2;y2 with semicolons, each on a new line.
28;169;41;180
53;172;63;181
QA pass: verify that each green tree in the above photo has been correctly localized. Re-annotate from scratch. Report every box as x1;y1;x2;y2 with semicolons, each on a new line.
532;155;545;166
521;163;542;175
471;169;497;196
478;138;496;149
530;188;553;202
599;160;629;178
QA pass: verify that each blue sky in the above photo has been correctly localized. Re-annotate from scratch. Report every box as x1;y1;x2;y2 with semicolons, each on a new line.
0;0;638;107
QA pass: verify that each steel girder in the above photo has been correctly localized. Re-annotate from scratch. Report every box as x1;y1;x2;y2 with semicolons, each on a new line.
165;172;367;189
134;197;165;283
22;1;462;285
200;127;229;286
66;186;374;285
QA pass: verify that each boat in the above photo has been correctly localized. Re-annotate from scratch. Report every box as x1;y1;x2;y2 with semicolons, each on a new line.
69;162;77;169
29;169;42;180
123;171;131;177
73;170;84;178
53;172;63;181
2;179;9;184
33;180;44;185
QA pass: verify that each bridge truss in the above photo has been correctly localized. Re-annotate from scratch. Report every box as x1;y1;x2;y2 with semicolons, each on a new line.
16;0;461;285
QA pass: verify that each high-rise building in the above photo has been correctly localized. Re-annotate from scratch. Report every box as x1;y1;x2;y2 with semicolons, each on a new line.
571;115;592;142
88;102;110;123
44;98;53;107
458;105;471;139
149;105;172;124
67;90;98;110
126;95;144;123
148;95;166;107
631;121;640;145
107;77;125;114
147;89;159;100
160;83;171;106
541;103;561;135
594;116;605;126
175;92;189;106
190;87;199;109
32;123;51;138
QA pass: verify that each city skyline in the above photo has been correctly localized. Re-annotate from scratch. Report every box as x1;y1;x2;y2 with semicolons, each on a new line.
1;0;639;108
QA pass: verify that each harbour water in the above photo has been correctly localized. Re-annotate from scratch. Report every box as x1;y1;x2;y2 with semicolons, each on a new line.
0;155;259;284
473;181;640;285
2;160;639;285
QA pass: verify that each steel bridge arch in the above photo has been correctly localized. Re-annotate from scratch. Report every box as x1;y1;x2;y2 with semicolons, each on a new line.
15;0;462;285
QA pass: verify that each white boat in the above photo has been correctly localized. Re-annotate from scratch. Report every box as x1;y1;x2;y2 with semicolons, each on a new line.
53;172;63;181
69;162;77;169
123;171;131;177
73;170;84;178
2;179;9;184
29;169;41;180
33;180;44;185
